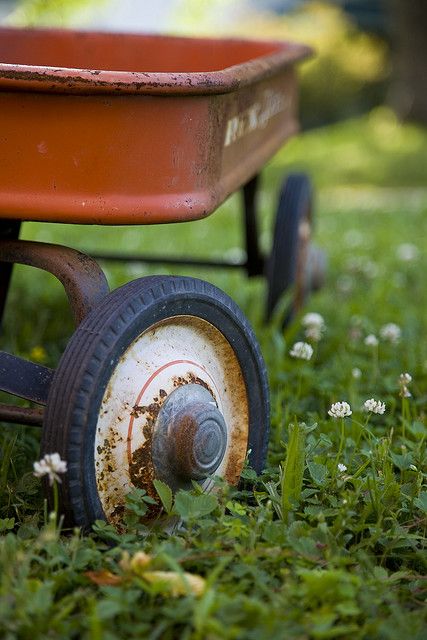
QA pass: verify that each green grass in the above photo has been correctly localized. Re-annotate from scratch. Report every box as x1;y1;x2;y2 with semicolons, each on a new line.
1;108;426;639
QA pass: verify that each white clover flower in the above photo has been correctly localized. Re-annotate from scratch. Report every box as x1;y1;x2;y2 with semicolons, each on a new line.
289;341;313;361
302;312;325;342
352;367;362;380
302;312;325;328
380;323;401;344
33;453;67;486
396;243;419;262
305;325;323;342
338;463;347;473
364;334;378;347
399;372;412;398
363;398;386;415
328;401;352;418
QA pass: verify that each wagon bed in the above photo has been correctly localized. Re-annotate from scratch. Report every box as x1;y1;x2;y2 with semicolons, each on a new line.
0;27;309;225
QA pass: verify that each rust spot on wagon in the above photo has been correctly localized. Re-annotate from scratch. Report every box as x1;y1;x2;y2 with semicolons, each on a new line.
224;445;246;485
172;371;217;404
129;435;153;488
129;427;162;520
95;426;127;526
125;396;165;519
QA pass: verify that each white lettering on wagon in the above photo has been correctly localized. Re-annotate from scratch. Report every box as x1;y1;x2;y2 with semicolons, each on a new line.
224;89;292;147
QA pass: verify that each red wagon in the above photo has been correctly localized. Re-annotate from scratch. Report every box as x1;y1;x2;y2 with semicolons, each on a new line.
0;27;324;529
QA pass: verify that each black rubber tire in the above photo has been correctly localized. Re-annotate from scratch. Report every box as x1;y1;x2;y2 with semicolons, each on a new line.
42;275;270;530
265;173;313;323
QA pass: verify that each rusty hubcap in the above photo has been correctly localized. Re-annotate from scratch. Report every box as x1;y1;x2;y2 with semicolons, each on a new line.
94;315;249;526
152;384;228;489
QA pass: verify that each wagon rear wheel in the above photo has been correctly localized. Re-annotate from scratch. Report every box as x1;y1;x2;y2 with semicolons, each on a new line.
42;276;269;531
265;173;324;325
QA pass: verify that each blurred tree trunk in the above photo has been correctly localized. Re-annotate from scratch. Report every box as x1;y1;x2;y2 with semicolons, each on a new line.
389;0;427;123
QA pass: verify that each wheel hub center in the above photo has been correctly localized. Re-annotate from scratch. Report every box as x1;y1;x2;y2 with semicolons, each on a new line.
152;383;228;490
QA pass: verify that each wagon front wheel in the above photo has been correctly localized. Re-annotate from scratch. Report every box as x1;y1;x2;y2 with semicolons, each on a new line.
42;276;269;530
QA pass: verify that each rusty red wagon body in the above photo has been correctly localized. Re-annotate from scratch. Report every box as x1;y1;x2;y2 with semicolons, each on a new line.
0;27;309;225
0;28;323;530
